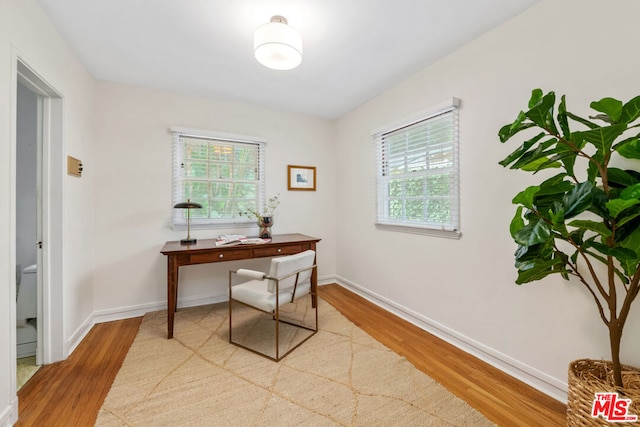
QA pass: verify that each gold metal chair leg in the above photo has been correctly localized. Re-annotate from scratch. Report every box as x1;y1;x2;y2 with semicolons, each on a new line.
229;294;318;362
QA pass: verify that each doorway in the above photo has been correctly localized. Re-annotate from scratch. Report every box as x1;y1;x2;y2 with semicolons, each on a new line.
15;80;39;388
13;58;65;391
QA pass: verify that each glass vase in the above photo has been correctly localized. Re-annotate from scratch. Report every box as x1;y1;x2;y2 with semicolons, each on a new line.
258;216;273;238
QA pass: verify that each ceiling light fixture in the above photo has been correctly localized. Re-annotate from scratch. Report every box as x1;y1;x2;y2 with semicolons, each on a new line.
254;15;302;71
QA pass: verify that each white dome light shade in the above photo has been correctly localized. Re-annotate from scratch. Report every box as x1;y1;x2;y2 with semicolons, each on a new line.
254;16;302;70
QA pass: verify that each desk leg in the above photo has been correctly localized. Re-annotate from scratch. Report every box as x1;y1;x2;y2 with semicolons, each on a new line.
167;256;179;339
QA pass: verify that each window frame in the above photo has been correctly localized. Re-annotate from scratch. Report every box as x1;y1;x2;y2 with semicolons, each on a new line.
171;127;266;230
373;98;461;239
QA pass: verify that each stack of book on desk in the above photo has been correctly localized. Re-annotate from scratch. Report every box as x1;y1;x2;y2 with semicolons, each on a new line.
215;235;271;247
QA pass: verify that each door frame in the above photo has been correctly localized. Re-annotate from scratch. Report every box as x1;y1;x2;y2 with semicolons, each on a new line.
12;53;65;372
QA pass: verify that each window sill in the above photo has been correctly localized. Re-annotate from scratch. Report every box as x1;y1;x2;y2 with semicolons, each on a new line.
172;221;255;231
375;222;461;239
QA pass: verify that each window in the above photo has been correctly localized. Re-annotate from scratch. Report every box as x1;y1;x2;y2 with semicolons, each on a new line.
171;127;266;228
374;98;460;238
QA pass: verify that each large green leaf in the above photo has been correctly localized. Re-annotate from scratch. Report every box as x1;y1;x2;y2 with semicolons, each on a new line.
510;138;559;170
537;174;572;197
534;151;576;174
573;124;627;156
621;95;640;124
612;132;640;149
617;211;640;228
606;199;640;219
534;195;566;216
608;168;640;187
510;206;525;238
528;89;543;108
611;247;639;262
590;241;638;263
515;240;554;270
590;97;623;123
515;244;538;268
532;174;571;213
620;227;640;275
499;132;545;166
512;185;540;210
525;92;558;134
616;137;640;160
515;258;567;284
513;218;552;246
521;157;560;172
498;111;536;143
621;183;640;200
565;111;599;129
563;181;593;219
616;215;640;242
567;219;612;238
557;95;571;139
588;186;609;219
548;202;568;236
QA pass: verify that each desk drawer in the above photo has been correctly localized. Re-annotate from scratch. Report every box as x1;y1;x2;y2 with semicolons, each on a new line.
253;244;304;257
190;249;247;264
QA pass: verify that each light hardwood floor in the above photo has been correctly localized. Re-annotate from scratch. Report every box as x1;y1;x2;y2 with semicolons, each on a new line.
320;284;566;426
16;284;566;426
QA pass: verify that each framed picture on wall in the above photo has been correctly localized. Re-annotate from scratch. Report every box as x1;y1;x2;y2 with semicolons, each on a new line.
287;165;316;191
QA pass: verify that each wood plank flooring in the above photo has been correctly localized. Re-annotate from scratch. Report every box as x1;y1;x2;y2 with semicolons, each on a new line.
16;317;142;427
320;284;566;426
15;284;566;426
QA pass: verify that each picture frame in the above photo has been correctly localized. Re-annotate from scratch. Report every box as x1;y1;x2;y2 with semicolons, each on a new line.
287;165;316;191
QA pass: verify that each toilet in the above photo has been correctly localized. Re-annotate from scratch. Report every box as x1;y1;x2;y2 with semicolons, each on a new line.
16;263;37;357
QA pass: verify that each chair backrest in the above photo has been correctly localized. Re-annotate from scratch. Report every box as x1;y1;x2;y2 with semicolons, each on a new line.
267;250;315;293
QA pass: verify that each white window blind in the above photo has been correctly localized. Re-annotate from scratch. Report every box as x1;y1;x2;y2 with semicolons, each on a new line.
171;128;266;228
374;99;461;238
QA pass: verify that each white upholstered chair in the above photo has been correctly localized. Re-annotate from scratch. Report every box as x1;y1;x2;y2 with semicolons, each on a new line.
228;249;317;361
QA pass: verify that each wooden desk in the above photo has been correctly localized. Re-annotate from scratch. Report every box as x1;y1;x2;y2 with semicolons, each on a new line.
160;233;321;339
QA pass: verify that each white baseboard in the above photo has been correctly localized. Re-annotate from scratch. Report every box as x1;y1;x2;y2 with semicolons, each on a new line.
65;292;231;356
332;276;568;403
16;342;36;359
0;397;18;427
65;314;95;357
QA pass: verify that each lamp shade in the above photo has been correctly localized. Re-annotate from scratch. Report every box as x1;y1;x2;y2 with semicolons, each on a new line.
173;201;203;209
254;15;302;71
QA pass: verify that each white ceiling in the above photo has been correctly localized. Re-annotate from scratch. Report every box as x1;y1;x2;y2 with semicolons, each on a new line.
36;0;539;119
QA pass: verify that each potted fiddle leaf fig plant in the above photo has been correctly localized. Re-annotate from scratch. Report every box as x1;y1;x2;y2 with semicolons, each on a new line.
499;89;640;424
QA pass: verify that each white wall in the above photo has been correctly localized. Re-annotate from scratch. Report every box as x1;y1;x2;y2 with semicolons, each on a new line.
91;82;337;315
334;0;640;401
0;0;96;424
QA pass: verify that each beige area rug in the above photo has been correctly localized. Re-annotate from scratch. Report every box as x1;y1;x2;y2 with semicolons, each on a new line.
96;298;494;426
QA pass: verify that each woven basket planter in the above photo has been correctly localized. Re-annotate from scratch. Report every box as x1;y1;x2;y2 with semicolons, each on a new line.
567;359;640;426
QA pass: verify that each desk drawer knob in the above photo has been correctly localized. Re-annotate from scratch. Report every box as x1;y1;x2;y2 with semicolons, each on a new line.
219;254;224;259
277;248;282;253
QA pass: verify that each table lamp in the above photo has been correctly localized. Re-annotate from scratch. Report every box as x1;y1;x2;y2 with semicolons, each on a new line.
173;199;202;245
